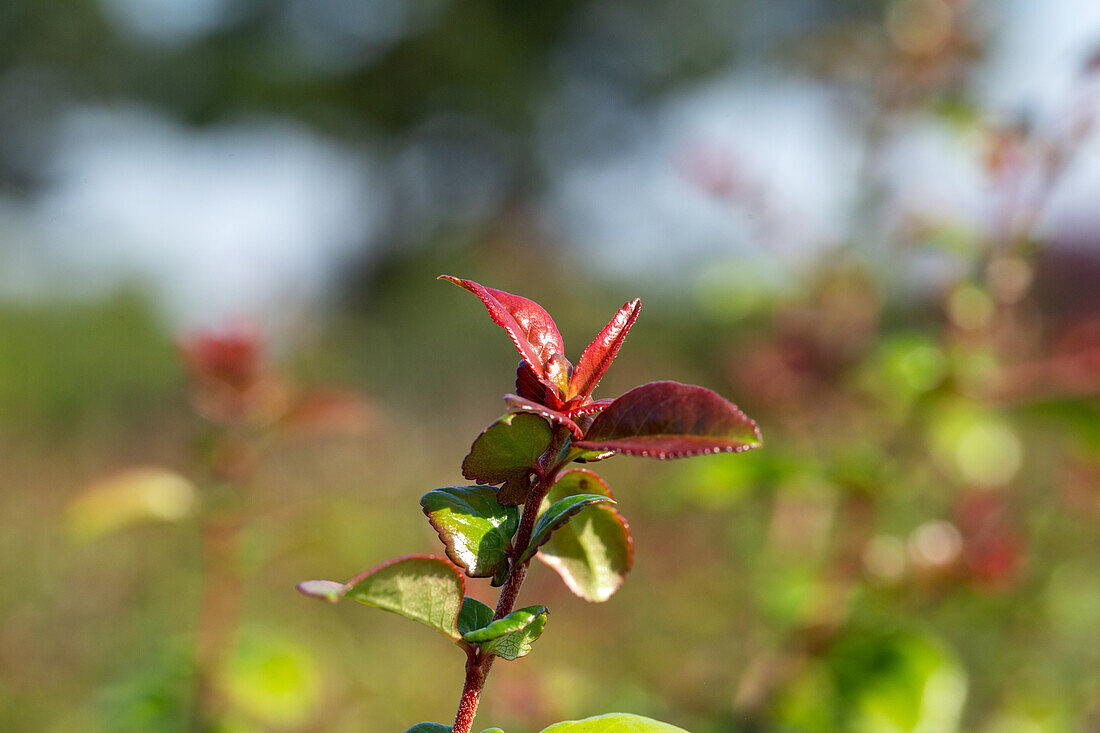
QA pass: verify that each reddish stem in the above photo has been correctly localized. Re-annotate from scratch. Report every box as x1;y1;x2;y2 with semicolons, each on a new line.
451;426;571;733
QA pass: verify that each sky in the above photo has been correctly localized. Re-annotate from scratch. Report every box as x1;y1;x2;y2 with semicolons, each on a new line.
2;0;1099;331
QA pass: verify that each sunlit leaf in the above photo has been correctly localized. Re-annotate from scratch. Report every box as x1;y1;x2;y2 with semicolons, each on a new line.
439;276;566;382
297;555;465;641
537;470;633;602
67;467;196;541
462;413;553;506
539;713;689;732
421;486;519;579
462;605;549;660
518;493;615;564
576;381;762;458
569;299;641;400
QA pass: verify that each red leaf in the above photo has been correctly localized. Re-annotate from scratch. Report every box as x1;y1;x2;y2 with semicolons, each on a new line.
563;398;615;417
503;394;583;438
439;276;566;380
575;381;762;459
516;360;565;409
569;299;641;400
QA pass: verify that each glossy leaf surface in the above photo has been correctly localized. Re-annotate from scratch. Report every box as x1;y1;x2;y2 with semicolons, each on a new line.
518;493;615;564
569;299;641;400
297;555;465;641
537;470;633;602
462;605;549;660
462;413;553;506
421;486;519;578
539;714;688;732
440;276;565;379
576;381;762;458
457;597;495;637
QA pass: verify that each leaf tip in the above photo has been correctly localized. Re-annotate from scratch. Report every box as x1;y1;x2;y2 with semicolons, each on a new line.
297;579;346;604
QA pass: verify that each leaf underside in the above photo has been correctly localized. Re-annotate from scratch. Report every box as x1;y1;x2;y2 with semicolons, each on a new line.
462;605;549;661
539;713;690;732
298;555;465;641
537;470;633;602
462;413;553;506
421;486;519;579
519;493;616;564
576;381;762;459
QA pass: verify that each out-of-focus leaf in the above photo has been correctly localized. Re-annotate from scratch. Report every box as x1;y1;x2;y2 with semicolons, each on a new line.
462;413;553;506
297;555;465;641
462;605;548;660
421;486;519;579
576;381;762;459
569;299;641;400
518;493;615;564
218;632;321;728
439;276;566;383
405;724;452;733
67;467;196;541
539;713;689;732
537;470;633;602
278;388;373;436
457;597;496;637
504;394;582;438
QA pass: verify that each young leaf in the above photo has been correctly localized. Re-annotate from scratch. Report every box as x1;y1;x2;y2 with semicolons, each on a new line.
462;413;553;506
575;381;762;458
569;299;641;400
503;394;583;438
439;276;566;380
421;486;520;579
516;360;566;410
297;555;465;641
517;493;615;564
539;713;689;732
462;605;549;661
457;597;496;637
537;470;633;603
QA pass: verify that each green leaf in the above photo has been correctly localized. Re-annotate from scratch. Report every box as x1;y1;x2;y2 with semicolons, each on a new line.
66;467;196;541
537;470;633;602
405;724;452;733
539;713;689;732
297;555;465;641
421;486;519;579
481;729;506;733
517;492;615;564
462;413;553;506
457;597;495;637
462;605;549;660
